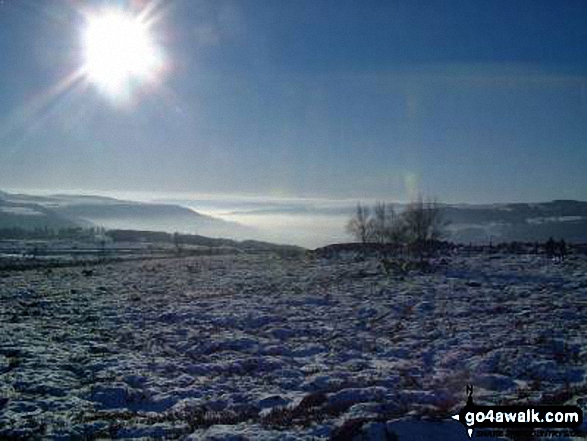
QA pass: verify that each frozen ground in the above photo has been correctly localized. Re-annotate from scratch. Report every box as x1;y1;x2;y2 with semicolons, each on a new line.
0;251;586;439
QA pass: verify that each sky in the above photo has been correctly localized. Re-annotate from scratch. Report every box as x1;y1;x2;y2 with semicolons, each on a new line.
1;0;587;204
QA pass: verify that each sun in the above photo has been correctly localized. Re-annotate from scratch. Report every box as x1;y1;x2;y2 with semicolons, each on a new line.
82;8;164;98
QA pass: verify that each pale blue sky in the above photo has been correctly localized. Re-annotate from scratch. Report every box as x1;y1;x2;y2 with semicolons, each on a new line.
1;0;586;203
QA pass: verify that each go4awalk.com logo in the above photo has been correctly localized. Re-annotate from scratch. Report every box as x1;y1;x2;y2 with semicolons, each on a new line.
451;385;583;438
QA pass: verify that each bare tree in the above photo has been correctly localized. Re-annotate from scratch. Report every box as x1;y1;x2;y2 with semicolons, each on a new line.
370;201;390;244
401;195;445;258
387;208;408;249
368;201;406;246
346;202;372;243
346;196;445;257
173;232;182;254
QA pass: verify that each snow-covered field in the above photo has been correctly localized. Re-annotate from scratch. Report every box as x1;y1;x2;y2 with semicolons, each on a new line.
1;252;586;440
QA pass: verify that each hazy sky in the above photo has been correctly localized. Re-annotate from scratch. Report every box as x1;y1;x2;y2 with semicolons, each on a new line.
1;0;587;203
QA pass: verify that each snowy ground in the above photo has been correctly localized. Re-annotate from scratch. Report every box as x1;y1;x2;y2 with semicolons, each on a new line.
1;251;586;439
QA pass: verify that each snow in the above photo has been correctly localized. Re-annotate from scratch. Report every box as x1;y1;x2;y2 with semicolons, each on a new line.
0;252;586;439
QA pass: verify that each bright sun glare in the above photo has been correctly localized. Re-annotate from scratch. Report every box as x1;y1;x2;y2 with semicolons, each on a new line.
82;9;163;98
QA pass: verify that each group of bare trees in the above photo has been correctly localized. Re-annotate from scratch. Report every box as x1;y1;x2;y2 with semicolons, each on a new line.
346;196;446;256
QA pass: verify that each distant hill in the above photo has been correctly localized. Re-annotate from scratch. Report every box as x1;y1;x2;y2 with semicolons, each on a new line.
0;197;81;230
106;229;305;257
2;190;587;245
0;191;253;239
441;200;587;243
